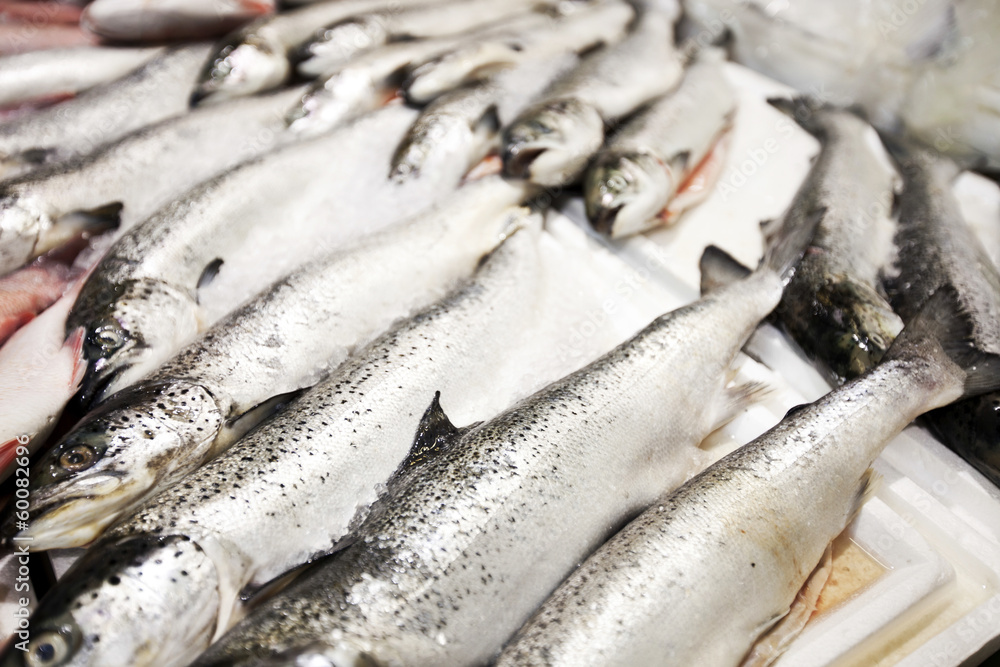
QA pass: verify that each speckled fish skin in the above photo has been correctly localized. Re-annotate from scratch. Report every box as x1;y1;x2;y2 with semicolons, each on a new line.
502;9;683;186
294;0;549;77
5;217;543;667
767;99;904;382
192;0;451;106
402;0;635;106
883;139;1000;490
1;176;532;551
0;85;305;281
584;51;737;238
191;264;786;667
63;90;381;410
0;46;163;108
81;0;275;42
495;291;987;667
0;44;211;180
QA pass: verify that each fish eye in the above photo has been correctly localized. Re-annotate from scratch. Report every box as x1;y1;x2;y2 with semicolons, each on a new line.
25;631;71;667
59;444;98;473
93;326;125;352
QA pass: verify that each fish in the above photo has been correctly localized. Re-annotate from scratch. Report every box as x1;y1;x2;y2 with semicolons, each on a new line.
187;221;811;667
81;0;275;42
2;213;545;667
0;84;305;279
882;138;1000;489
191;0;451;106
495;287;1000;667
0;46;163;108
702;98;904;383
502;8;683;186
1;176;533;551
0;1;84;25
0;282;85;483
293;0;550;79
402;0;635;106
584;50;737;238
389;53;579;182
0;43;212;179
0;23;98;57
64;88;390;409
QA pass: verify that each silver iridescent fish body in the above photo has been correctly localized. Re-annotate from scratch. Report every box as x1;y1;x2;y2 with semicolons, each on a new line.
502;8;683;186
0;215;544;667
584;50;737;238
189;253;794;666
496;287;1000;667
0;176;531;551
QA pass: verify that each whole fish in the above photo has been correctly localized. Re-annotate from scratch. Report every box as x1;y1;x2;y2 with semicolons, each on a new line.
0;43;211;178
390;53;579;181
0;46;163;108
192;0;450;106
2;215;544;667
189;238;808;666
703;99;904;383
883;139;1000;488
81;0;275;41
496;288;1000;667
65;98;406;409
0;85;305;279
502;9;683;186
293;0;549;78
1;176;532;550
584;50;736;238
402;0;635;105
0;283;85;482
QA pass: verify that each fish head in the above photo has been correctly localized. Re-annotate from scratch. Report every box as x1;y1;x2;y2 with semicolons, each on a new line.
807;278;906;380
294;17;389;78
0;193;51;274
285;70;376;137
501;98;604;186
69;277;200;408
0;535;220;667
584;150;672;238
1;381;224;549
192;34;289;106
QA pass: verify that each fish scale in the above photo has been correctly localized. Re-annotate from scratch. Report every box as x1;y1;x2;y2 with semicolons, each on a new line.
192;264;786;667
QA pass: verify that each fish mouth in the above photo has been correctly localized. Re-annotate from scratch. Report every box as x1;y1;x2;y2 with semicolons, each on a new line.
503;145;547;180
590;204;623;236
73;360;127;412
2;472;133;550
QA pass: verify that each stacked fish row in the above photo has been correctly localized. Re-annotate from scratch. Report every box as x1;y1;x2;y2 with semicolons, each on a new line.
0;1;996;666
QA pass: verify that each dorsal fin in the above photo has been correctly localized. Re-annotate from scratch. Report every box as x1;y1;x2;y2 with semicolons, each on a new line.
402;391;467;469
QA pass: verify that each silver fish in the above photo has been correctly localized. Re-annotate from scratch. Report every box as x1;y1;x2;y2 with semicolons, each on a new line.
0;85;305;279
1;176;532;551
0;46;163;108
81;0;275;41
0;44;211;178
4;214;544;667
584;50;737;238
402;0;635;105
64;99;411;409
192;0;450;106
294;0;550;78
502;9;683;186
389;53;579;181
883;138;1000;494
495;288;1000;667
189;253;796;666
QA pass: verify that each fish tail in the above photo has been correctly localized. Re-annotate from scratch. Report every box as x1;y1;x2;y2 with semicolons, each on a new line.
884;285;1000;399
699;245;751;295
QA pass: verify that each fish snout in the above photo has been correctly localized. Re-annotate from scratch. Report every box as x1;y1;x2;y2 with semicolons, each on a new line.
194;38;289;106
584;151;672;239
501;99;604;186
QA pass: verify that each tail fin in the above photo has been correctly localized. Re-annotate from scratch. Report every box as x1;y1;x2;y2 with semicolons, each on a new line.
884;286;1000;398
699;245;751;295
